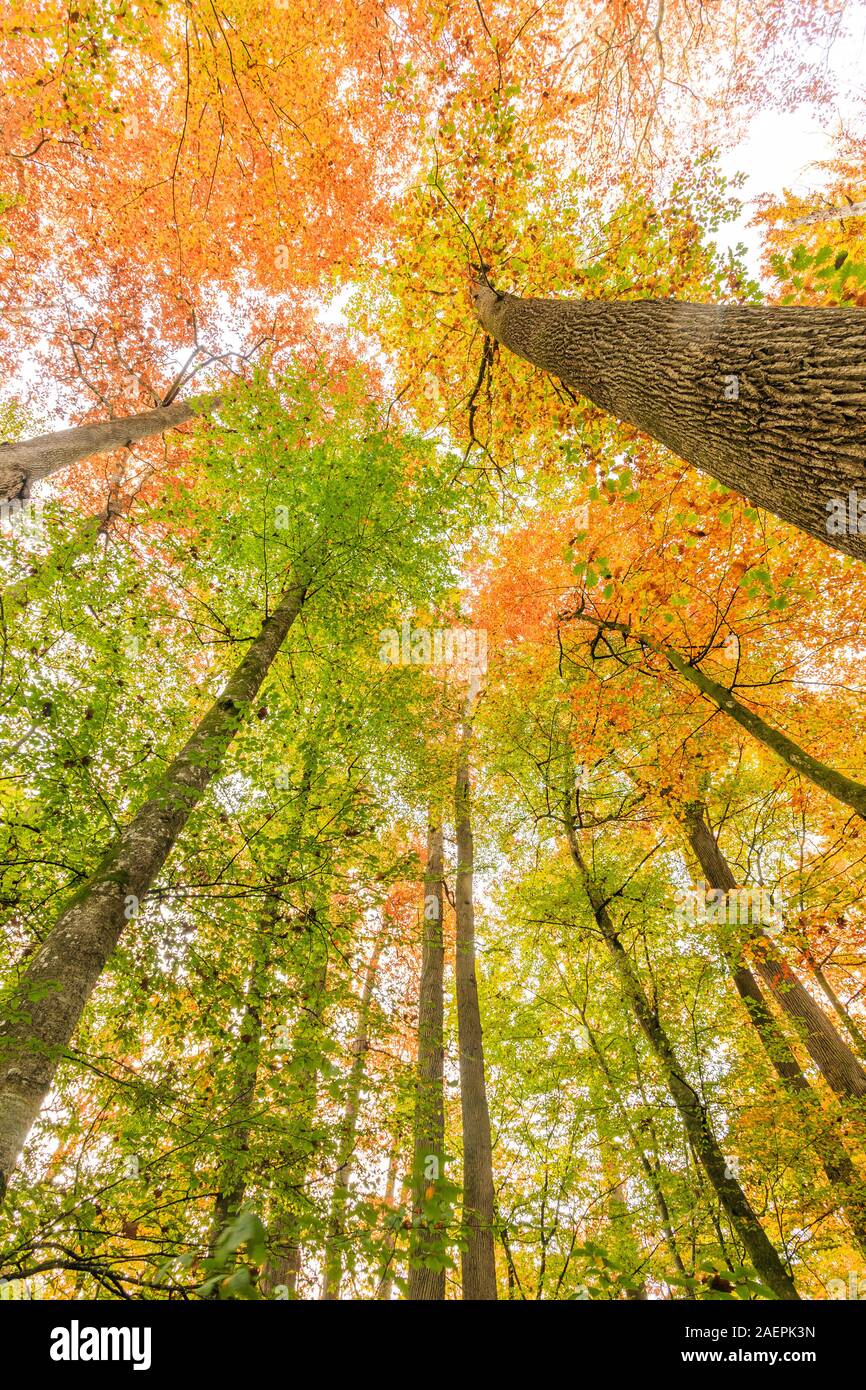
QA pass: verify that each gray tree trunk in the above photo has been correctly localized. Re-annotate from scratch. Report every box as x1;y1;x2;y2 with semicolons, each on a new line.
0;399;211;501
454;712;497;1300
472;283;866;561
0;577;306;1205
407;814;447;1300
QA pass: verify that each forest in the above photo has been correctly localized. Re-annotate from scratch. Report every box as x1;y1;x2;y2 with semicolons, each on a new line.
0;0;865;1311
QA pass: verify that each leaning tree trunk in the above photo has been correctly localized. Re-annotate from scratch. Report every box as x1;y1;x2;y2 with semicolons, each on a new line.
407;813;447;1300
321;918;386;1300
471;283;866;562
575;611;866;822
0;575;307;1206
678;804;866;1256
565;823;799;1299
454;709;498;1300
684;804;866;1104
0;398;212;502
801;951;866;1059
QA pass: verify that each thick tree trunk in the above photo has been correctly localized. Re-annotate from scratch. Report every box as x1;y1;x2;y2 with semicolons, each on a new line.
454;712;498;1300
407;814;447;1300
565;824;799;1299
321;919;385;1300
684;805;866;1103
471;283;866;561
679;805;866;1256
0;399;211;501
0;576;306;1205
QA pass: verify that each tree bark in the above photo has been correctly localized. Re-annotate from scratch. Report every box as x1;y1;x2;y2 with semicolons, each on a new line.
454;710;498;1300
565;824;800;1299
0;399;211;502
0;576;306;1205
471;282;866;561
407;814;447;1300
321;918;385;1299
684;804;866;1103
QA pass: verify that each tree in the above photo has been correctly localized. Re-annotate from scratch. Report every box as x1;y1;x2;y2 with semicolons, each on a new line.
471;281;866;561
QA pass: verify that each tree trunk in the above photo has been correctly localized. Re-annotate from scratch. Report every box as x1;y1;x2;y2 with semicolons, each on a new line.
376;1144;402;1301
679;804;866;1256
454;710;497;1300
801;952;866;1059
260;917;329;1300
587;1074;648;1298
471;283;866;561
565;824;799;1299
407;814;447;1300
577;611;866;822
0;399;211;501
684;805;866;1103
210;934;272;1251
321;918;385;1299
0;576;306;1206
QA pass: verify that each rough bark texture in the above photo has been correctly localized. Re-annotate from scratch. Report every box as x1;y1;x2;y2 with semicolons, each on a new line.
681;804;866;1256
565;824;799;1299
0;578;306;1205
407;815;447;1300
684;805;866;1103
0;399;210;501
321;921;384;1299
454;716;498;1300
472;283;866;560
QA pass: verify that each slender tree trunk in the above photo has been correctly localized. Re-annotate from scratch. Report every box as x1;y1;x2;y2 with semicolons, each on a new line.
454;710;497;1300
577;612;866;822
684;805;866;1103
471;282;866;562
587;1075;648;1298
679;805;866;1256
565;824;799;1299
0;576;306;1206
376;1144;402;1301
0;398;212;502
407;814;447;1300
321;918;385;1299
209;935;272;1251
260;917;329;1299
584;1029;688;1280
801;952;866;1059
